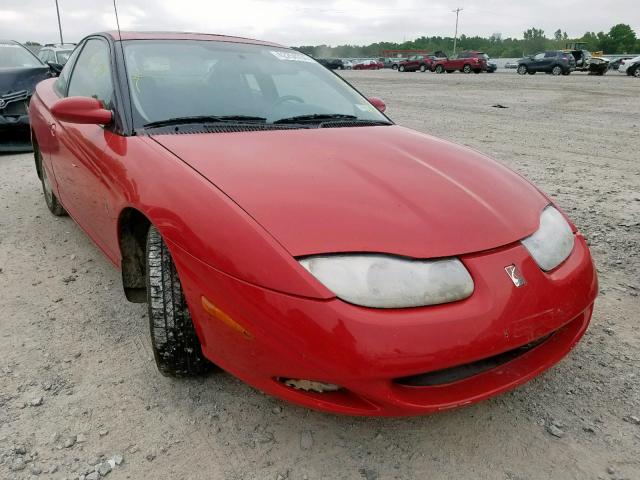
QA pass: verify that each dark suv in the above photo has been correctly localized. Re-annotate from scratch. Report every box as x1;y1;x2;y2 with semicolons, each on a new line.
517;51;576;76
316;58;345;70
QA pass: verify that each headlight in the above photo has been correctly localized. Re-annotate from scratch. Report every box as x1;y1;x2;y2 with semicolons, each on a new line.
298;254;474;308
521;206;574;271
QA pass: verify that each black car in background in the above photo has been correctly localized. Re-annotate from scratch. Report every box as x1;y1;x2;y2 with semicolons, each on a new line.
316;58;345;70
517;51;576;76
0;40;54;151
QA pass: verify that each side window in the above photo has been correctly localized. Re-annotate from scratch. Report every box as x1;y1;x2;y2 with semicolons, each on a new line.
38;50;49;62
67;39;114;108
534;53;545;61
54;45;83;96
544;51;556;58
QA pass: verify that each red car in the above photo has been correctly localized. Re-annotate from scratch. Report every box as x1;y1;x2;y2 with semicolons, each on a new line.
353;59;383;70
433;51;489;73
29;31;597;416
398;55;436;72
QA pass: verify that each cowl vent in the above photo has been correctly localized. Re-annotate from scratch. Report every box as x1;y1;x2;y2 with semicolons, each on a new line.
138;121;390;135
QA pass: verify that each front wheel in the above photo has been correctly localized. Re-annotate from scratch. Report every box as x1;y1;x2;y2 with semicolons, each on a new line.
517;65;527;75
36;145;66;216
399;65;405;72
462;64;472;73
435;65;444;74
146;226;214;377
392;64;398;70
551;65;562;76
419;64;427;72
633;67;640;78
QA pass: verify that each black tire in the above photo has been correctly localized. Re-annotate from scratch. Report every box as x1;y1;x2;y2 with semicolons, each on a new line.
446;70;454;73
419;64;427;72
632;67;640;78
517;65;527;75
398;65;405;72
146;225;213;377
473;69;481;74
551;65;562;76
462;64;472;73
36;144;66;216
392;64;398;70
435;65;444;74
528;71;536;75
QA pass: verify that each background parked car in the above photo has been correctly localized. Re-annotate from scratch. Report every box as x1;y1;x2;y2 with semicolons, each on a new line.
37;43;76;68
0;39;54;151
504;60;519;69
486;58;497;72
353;59;383;70
382;57;407;69
342;59;353;70
517;51;575;76
398;54;436;72
609;56;633;70
433;51;488;74
618;55;640;76
316;58;345;70
563;45;609;75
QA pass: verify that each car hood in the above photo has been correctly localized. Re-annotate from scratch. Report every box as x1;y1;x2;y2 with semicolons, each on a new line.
0;66;51;97
152;125;548;258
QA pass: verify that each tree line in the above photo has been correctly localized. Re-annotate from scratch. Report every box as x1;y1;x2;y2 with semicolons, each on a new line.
296;24;639;58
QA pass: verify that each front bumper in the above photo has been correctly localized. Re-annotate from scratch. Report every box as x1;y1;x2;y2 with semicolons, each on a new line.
0;114;31;152
0;113;29;130
171;234;597;416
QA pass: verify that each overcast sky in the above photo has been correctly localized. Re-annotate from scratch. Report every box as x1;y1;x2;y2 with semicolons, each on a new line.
1;0;638;46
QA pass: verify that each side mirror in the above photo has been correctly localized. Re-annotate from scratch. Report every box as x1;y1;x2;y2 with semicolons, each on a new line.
51;97;113;125
47;61;64;75
368;96;386;113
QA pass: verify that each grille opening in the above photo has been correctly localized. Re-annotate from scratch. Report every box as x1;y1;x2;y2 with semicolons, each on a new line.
395;334;552;387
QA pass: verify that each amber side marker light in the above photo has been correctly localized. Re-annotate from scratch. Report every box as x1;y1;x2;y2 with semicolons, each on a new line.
201;296;254;340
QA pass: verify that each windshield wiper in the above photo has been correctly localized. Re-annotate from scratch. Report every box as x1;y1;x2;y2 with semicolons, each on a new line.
143;115;267;129
273;114;360;124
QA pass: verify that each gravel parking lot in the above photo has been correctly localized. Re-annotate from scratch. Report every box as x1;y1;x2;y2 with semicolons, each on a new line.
1;70;639;480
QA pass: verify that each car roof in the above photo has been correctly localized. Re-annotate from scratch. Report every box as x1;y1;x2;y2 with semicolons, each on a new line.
101;31;285;48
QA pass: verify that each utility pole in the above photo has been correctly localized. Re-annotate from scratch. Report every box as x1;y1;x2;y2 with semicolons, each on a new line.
452;7;463;55
55;0;64;44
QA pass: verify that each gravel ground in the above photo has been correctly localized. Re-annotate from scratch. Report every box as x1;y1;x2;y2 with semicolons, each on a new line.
1;70;639;480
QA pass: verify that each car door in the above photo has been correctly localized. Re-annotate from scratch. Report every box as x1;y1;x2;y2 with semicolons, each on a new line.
451;53;465;70
49;37;120;259
530;52;546;72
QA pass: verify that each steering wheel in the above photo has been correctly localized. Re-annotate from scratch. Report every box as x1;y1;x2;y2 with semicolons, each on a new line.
273;95;305;107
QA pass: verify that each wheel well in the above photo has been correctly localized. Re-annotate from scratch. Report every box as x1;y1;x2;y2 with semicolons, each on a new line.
118;208;151;303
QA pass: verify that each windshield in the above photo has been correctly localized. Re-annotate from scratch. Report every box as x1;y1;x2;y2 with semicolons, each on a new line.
0;43;43;68
122;40;389;127
56;50;73;63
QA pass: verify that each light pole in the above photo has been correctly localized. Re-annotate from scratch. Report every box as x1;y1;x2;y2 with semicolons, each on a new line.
55;0;64;44
452;7;463;55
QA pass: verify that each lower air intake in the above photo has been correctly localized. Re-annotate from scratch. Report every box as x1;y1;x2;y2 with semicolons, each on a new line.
395;334;552;387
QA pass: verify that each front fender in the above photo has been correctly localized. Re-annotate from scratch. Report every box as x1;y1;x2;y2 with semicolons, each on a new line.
113;136;332;299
